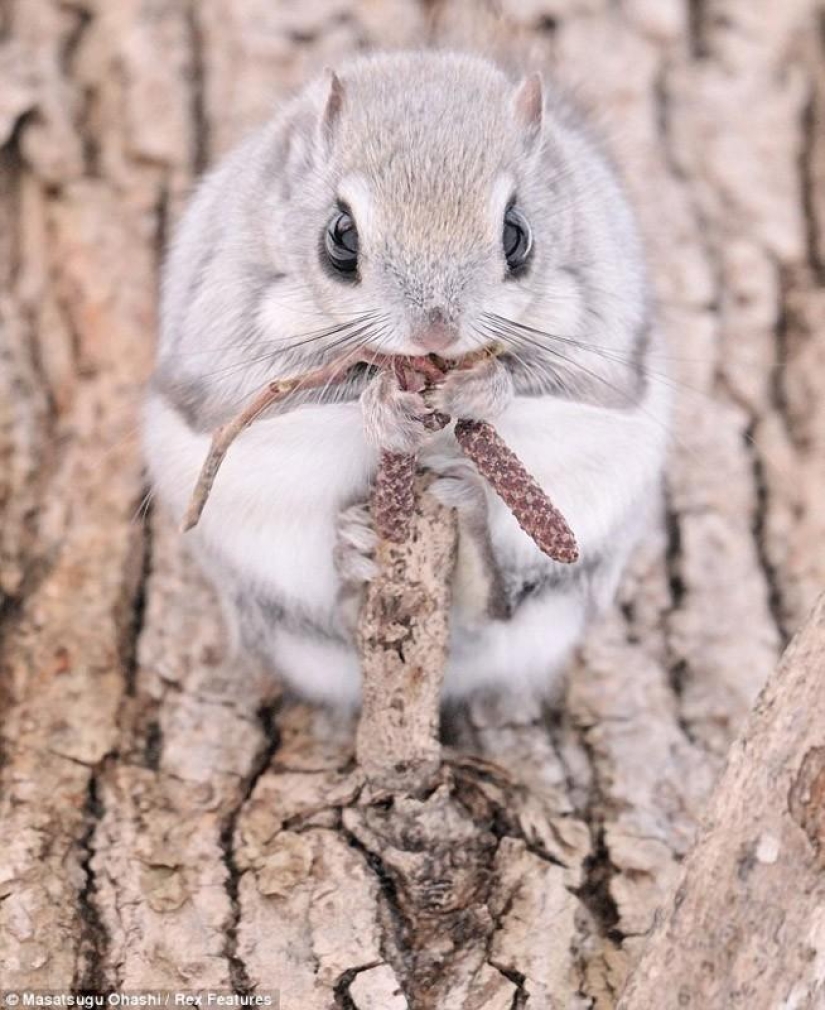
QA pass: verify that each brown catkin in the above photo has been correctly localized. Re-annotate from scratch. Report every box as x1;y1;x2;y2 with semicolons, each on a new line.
372;451;418;543
455;418;579;564
371;412;451;543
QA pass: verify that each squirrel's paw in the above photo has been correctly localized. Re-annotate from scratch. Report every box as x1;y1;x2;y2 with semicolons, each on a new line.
360;368;436;454
334;501;378;585
427;356;513;421
334;501;378;635
423;452;488;525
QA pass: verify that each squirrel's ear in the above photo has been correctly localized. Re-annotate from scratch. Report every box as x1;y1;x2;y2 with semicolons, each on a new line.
321;69;345;144
513;72;544;146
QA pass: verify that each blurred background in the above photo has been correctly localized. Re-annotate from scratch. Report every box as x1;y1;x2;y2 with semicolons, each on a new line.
0;0;823;998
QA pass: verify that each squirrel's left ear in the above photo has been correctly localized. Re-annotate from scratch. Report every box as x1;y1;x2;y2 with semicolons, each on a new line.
512;72;544;147
320;68;345;145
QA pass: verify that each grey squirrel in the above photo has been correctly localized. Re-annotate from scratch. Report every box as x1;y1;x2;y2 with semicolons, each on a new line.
143;50;669;705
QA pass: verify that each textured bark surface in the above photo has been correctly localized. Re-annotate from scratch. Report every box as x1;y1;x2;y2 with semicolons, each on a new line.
618;593;825;1009
1;0;824;1006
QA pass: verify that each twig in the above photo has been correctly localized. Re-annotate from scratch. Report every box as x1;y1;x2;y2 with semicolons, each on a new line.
181;347;578;564
355;473;458;792
181;355;364;531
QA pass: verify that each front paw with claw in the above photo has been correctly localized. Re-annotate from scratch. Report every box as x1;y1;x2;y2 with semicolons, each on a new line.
360;368;436;454
427;356;513;422
422;451;489;530
333;501;378;634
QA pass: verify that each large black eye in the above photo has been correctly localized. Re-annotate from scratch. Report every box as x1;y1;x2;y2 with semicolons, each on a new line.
324;208;359;277
503;205;532;274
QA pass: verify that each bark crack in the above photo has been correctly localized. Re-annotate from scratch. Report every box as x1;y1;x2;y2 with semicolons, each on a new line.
687;0;709;60
60;6;98;179
75;771;112;990
486;961;527;1009
121;508;152;699
662;503;697;744
799;60;825;283
220;700;281;993
332;961;384;1009
185;0;209;174
340;820;412;987
567;713;623;955
748;417;790;648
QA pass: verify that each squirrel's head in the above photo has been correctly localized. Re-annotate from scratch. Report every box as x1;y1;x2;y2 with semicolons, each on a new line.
265;52;589;359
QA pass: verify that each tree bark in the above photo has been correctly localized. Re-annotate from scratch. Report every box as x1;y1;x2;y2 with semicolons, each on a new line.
618;592;825;1009
0;0;824;1006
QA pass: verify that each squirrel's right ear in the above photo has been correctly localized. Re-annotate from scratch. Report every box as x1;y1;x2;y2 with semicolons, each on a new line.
512;72;544;149
320;69;345;146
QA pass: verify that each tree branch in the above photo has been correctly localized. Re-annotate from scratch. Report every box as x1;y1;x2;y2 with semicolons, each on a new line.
618;592;825;1009
355;474;458;793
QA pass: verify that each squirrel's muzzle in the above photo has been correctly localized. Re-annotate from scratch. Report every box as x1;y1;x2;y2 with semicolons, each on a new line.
410;310;459;352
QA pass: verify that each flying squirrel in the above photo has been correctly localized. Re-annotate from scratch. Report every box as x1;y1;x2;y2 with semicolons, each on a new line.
143;50;670;705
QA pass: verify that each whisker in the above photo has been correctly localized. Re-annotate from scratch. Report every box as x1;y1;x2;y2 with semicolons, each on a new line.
157;307;380;360
178;312;387;383
476;319;682;455
217;318;393;417
131;484;156;525
482;311;722;407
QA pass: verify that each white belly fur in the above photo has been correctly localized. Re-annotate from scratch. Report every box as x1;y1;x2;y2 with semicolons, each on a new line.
144;375;668;704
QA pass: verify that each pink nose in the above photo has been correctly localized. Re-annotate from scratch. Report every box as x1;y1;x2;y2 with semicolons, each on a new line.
412;319;459;352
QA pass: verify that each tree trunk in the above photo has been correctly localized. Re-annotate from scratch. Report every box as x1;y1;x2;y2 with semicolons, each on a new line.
1;0;823;1006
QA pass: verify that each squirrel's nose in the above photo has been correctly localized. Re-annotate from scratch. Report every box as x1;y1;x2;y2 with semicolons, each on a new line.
411;311;459;352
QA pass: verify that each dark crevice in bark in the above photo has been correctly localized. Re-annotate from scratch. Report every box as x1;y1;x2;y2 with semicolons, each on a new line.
154;180;170;278
572;824;622;946
770;266;805;452
75;497;154;985
567;714;624;965
455;762;570;870
120;506;152;698
561;717;624;1010
332;961;383;1009
60;6;99;179
664;507;686;611
220;700;281;994
658;497;701;750
340;821;412;988
0;598;15;774
1;141;23;289
535;16;558;36
748;421;789;648
687;0;709;60
106;498;156;765
544;704;591;824
75;770;113;991
142;717;162;771
662;504;698;744
487;962;527;1008
564;727;623;1007
800;67;825;282
186;0;209;174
